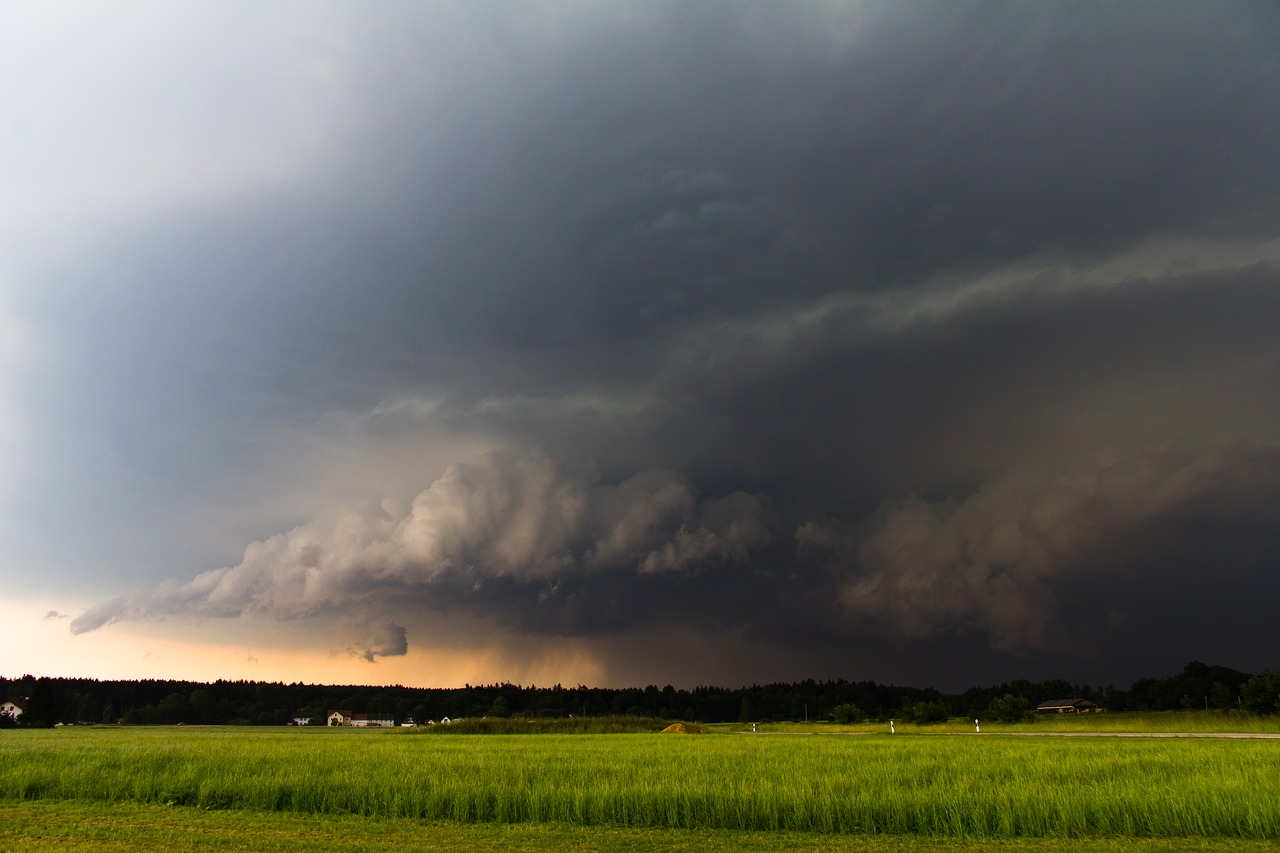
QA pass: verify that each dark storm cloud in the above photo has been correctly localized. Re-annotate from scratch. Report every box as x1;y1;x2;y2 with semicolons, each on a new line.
26;2;1280;415
800;443;1280;648
349;0;1280;355
345;619;409;663
18;1;1280;686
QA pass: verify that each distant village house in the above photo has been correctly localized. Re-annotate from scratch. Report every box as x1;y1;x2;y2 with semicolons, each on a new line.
1;699;27;720
326;709;395;727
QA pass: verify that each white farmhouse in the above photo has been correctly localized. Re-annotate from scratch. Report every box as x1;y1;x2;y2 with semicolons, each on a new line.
326;709;395;727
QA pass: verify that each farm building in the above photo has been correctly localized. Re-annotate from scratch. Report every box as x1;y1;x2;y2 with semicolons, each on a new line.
1;698;27;720
326;709;395;727
1036;698;1101;714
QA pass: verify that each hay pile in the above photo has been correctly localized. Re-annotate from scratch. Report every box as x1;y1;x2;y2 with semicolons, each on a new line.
660;723;703;734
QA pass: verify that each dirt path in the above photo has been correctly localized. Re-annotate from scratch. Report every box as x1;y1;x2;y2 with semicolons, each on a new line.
998;731;1280;739
743;730;1280;738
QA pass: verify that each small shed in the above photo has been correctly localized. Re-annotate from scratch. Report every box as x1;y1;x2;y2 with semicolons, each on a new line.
1036;698;1101;714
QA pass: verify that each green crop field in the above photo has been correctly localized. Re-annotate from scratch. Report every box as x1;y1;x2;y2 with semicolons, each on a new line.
721;709;1280;736
1;725;1278;850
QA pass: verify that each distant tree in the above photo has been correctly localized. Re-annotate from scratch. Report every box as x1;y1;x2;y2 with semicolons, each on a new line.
830;703;863;724
1129;662;1252;711
987;693;1032;723
21;678;58;727
157;692;192;724
903;700;949;725
121;704;161;725
69;691;99;724
1208;682;1235;710
1240;672;1280;716
298;705;326;724
189;689;218;724
1100;685;1130;712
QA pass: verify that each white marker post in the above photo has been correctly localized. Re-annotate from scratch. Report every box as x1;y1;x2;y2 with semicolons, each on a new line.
890;720;895;734
974;718;980;733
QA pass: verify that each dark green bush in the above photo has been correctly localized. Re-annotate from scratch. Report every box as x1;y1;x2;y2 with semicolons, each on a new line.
1240;671;1280;715
830;703;864;724
987;693;1032;723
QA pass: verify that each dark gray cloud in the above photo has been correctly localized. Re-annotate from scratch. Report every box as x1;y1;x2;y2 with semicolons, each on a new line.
4;1;1279;687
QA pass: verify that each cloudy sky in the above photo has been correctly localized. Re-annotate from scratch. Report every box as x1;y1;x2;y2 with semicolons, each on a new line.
3;1;1279;691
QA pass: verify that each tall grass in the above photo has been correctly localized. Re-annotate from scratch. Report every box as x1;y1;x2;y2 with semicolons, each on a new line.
1;728;1278;838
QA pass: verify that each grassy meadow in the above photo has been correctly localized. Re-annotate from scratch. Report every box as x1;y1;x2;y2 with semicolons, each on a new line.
11;801;1280;853
1;722;1278;847
8;801;1280;853
725;709;1280;736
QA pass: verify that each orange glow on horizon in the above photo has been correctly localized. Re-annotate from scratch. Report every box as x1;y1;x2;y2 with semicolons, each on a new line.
0;598;607;688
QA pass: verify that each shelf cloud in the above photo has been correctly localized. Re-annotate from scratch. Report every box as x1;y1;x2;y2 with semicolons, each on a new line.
4;1;1279;688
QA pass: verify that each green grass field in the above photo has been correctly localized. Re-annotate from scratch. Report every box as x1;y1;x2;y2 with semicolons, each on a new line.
725;709;1280;735
5;800;1280;853
9;800;1280;853
1;721;1278;850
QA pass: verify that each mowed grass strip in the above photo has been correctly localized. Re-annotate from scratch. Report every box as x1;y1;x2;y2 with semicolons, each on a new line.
1;728;1278;838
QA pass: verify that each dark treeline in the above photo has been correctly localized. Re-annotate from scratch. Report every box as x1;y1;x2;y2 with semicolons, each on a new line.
2;661;1277;727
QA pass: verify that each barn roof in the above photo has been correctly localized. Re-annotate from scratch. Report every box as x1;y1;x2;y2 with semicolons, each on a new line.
1036;698;1096;709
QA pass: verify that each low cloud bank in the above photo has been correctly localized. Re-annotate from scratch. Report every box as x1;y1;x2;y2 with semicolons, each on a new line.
800;443;1280;652
71;442;1280;670
70;450;776;655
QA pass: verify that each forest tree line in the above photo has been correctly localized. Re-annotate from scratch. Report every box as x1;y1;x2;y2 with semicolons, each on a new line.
2;660;1278;728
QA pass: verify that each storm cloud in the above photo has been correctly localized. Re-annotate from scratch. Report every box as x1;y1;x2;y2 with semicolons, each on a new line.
70;451;777;641
3;1;1279;688
801;442;1280;651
